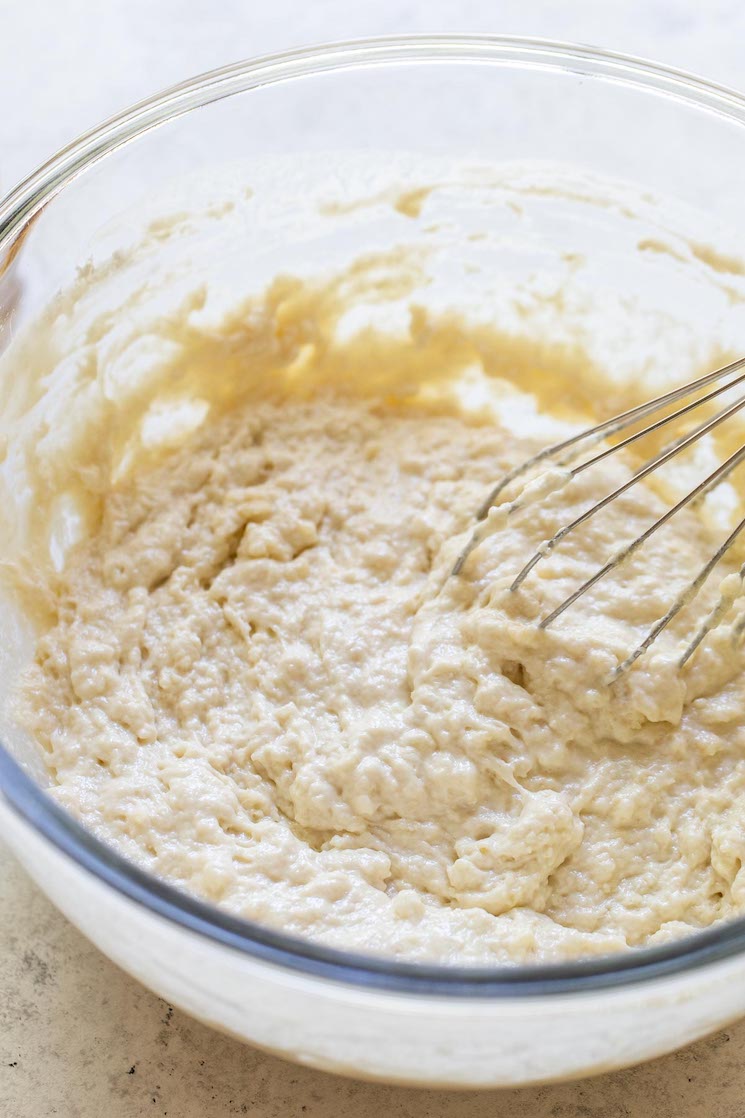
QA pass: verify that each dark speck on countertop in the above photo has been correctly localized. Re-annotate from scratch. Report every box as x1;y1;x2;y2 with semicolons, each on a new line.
21;949;52;989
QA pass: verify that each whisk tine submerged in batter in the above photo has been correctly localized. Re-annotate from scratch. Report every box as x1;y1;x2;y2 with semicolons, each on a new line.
17;277;745;965
454;355;745;677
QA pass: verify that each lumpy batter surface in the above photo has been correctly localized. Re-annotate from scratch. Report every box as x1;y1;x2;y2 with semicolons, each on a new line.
21;329;745;963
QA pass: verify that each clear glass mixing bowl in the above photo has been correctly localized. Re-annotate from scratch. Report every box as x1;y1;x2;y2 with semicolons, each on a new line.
2;36;745;1087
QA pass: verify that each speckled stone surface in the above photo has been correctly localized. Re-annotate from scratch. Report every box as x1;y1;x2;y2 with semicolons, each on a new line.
4;2;745;1114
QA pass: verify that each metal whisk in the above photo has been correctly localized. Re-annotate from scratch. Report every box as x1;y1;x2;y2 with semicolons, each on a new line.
452;356;745;679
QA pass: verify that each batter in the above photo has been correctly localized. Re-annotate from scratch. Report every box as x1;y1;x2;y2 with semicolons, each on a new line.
17;278;745;965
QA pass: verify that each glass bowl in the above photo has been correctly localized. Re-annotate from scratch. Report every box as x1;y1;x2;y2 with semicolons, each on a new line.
2;36;745;1087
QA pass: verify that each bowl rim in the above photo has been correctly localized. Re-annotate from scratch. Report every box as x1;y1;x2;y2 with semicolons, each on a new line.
3;33;745;998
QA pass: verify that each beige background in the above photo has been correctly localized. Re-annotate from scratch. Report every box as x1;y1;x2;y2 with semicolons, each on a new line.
4;2;745;1115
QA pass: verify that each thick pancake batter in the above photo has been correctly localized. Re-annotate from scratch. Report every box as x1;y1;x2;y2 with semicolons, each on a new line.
17;313;745;961
17;272;745;964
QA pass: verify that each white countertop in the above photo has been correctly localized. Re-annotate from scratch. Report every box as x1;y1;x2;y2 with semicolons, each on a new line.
3;0;745;192
3;2;745;1114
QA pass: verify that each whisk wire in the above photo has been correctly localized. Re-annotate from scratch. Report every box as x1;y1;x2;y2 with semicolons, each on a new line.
455;356;745;675
540;440;745;629
612;513;745;679
473;356;745;521
512;385;745;593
